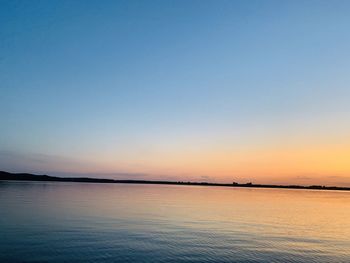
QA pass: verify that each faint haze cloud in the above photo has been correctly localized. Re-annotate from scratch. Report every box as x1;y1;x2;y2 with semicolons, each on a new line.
0;150;159;180
200;175;211;181
49;171;152;180
325;175;350;187
293;174;350;187
155;174;216;183
295;175;313;181
0;150;207;181
327;175;344;179
0;150;96;175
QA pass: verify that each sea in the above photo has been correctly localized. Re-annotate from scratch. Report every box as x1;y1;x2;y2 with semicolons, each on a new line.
1;181;350;262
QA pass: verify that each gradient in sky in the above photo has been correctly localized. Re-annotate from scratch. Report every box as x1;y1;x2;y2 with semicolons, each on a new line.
1;0;350;186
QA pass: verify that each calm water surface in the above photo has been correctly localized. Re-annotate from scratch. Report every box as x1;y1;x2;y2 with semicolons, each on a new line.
1;181;350;262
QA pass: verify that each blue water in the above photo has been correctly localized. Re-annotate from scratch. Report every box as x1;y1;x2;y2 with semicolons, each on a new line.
1;181;350;262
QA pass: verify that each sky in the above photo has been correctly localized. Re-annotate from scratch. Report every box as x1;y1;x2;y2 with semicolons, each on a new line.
1;0;350;186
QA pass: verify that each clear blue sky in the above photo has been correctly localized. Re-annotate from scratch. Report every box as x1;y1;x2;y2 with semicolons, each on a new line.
1;0;350;185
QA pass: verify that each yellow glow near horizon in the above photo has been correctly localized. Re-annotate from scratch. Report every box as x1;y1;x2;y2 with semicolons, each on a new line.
83;139;350;186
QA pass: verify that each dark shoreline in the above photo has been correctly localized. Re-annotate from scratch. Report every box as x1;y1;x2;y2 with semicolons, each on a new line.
1;171;349;191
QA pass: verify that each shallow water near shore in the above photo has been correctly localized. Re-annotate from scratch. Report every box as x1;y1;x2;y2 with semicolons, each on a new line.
1;181;350;262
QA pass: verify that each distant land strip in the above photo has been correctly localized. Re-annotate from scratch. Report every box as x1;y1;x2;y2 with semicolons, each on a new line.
1;171;349;191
